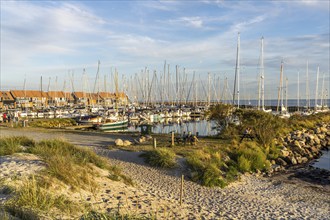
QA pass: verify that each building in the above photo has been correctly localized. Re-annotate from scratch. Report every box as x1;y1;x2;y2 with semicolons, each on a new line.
0;91;15;109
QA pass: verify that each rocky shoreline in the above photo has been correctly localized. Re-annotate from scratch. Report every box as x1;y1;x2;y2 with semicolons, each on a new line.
270;123;330;173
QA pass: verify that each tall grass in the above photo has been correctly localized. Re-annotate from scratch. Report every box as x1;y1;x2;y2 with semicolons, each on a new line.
5;176;79;219
236;142;271;172
142;148;177;168
0;136;35;156
186;149;234;187
27;139;113;190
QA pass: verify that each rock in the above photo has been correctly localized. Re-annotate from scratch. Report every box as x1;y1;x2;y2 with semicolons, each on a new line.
301;157;308;163
290;157;297;165
296;156;302;164
123;140;132;146
280;149;290;157
276;158;287;166
115;139;124;146
145;135;153;140
138;137;146;143
272;164;282;172
320;126;328;133
314;127;321;134
314;137;321;145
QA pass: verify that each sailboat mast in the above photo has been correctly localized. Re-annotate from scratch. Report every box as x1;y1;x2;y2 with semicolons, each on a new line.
285;77;288;110
260;37;265;110
321;72;325;108
297;71;300;112
315;66;319;110
306;61;310;109
258;37;265;110
277;61;283;112
232;32;240;108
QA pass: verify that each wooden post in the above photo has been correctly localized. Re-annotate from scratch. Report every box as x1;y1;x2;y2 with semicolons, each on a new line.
171;131;175;146
180;175;184;206
153;138;157;149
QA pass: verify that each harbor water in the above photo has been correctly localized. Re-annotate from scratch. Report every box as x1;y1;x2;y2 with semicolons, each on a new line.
129;119;218;136
312;150;330;171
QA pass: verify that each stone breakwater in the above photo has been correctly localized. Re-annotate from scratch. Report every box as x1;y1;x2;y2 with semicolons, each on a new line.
273;123;330;172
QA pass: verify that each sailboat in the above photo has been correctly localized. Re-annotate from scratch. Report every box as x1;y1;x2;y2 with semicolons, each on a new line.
314;67;329;113
95;68;128;132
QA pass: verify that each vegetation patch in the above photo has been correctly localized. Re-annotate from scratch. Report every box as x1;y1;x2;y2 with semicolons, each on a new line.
186;149;237;188
142;148;177;168
28;118;77;128
5;176;79;217
0;136;35;156
0;136;132;219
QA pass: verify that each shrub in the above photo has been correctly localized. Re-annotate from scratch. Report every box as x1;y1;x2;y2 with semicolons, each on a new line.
0;136;35;156
237;155;251;172
202;164;227;187
142;148;177;168
186;149;231;188
238;110;285;147
238;146;270;172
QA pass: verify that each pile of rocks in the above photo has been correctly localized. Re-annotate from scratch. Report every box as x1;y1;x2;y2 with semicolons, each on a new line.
115;135;153;146
274;123;330;170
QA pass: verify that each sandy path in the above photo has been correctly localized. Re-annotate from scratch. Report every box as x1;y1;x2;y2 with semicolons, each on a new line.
96;148;330;219
1;127;329;219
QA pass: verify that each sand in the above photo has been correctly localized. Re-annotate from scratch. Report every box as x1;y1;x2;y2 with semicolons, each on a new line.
0;127;329;219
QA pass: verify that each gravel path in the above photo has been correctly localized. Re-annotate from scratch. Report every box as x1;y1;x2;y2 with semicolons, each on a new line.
1;127;329;219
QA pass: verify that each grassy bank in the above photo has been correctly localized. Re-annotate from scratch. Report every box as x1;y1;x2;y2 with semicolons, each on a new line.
122;110;329;188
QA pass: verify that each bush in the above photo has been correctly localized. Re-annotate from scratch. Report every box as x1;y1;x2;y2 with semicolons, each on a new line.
202;164;227;188
238;155;251;172
237;144;270;172
142;148;177;168
186;149;232;188
0;136;35;156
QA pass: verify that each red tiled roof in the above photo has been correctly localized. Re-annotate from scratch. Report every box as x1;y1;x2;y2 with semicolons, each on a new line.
47;91;65;98
0;91;14;101
10;90;47;98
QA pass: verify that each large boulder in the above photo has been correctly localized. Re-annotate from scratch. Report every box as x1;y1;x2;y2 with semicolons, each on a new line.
123;140;132;146
115;139;124;146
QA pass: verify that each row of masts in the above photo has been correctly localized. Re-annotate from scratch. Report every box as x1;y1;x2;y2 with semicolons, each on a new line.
25;34;328;111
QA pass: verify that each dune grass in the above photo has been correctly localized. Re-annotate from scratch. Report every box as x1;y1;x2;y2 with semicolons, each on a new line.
5;176;80;217
141;148;177;168
0;136;35;156
0;136;133;219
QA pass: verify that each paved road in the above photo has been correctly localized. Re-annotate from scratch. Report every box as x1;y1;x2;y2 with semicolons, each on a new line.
0;127;136;147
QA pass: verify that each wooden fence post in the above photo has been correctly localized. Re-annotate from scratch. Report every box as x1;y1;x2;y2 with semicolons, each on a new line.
180;174;184;206
153;138;157;149
171;131;175;146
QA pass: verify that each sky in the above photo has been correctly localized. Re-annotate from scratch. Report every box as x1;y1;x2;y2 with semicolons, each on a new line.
1;0;329;101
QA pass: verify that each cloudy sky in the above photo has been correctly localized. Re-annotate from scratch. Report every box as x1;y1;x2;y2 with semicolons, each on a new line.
1;0;329;100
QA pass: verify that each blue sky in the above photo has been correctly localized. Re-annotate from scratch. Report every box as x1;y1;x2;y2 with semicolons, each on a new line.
1;0;329;100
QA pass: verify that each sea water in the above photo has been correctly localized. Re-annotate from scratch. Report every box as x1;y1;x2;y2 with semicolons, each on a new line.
312;150;330;171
